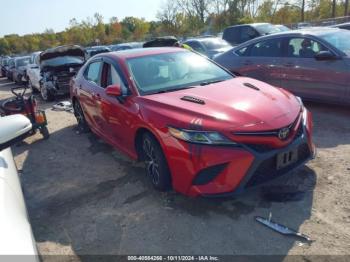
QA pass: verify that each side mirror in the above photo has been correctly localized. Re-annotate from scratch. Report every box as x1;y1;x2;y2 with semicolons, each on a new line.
106;84;122;97
0;115;32;151
314;51;337;61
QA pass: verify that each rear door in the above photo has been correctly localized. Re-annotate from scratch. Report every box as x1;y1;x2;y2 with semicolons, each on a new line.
234;38;284;87
280;37;347;103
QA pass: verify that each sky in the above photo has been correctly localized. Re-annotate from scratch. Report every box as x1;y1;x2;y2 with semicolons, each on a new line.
0;0;164;37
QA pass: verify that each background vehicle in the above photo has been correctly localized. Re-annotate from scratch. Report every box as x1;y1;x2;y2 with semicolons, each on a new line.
0;114;38;259
26;51;42;92
109;42;143;51
1;57;10;78
297;22;312;29
71;48;314;197
143;36;178;47
40;45;85;101
0;56;10;77
275;24;290;32
6;58;15;81
13;56;31;84
182;37;231;59
84;46;111;59
222;23;282;46
214;27;350;105
332;22;350;30
0;86;49;139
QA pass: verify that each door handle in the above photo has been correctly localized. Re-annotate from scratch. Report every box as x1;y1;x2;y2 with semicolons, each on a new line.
92;93;101;101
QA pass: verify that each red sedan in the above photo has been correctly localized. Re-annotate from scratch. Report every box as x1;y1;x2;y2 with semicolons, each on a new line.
70;48;315;197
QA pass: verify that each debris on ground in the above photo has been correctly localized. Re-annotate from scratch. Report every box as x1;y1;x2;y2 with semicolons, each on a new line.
52;101;73;112
255;215;313;244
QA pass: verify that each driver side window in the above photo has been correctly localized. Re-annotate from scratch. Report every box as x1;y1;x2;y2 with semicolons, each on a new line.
286;38;329;58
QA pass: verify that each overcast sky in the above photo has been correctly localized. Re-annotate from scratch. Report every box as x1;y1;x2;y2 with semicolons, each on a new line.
0;0;164;37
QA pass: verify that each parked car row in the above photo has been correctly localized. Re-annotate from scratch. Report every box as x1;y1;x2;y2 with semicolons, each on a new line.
214;27;350;106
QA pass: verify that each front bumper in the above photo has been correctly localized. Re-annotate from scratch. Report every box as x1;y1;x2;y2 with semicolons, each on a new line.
162;112;315;197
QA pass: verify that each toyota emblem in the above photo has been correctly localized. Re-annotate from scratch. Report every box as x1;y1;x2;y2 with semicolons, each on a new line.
278;127;290;140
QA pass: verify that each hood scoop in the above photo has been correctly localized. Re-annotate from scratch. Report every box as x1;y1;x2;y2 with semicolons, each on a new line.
244;83;260;91
181;96;205;105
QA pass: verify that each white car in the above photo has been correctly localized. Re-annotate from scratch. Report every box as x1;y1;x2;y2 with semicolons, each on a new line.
0;115;38;259
26;52;42;92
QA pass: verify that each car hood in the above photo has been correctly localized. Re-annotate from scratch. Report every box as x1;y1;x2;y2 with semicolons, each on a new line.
40;45;85;63
139;77;301;132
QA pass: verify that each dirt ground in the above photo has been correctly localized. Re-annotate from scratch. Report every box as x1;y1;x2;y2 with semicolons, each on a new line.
1;77;350;259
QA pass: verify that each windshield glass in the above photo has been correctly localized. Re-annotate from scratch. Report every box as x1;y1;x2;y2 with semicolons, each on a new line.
255;24;280;35
127;51;233;95
17;57;30;67
202;38;231;50
41;56;84;67
319;31;350;55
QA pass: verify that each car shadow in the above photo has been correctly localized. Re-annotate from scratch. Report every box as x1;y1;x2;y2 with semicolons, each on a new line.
14;124;316;257
304;101;350;149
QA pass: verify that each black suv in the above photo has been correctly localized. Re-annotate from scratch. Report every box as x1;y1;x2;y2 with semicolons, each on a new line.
222;23;282;46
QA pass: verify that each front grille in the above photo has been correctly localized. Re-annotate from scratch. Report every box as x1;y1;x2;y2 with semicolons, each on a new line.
56;74;73;91
245;143;311;188
244;123;304;154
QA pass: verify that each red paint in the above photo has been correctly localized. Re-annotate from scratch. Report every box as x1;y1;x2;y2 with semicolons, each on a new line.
71;48;314;197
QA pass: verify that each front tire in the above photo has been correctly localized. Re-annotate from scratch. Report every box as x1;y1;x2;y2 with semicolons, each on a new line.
41;84;54;101
142;133;171;191
73;100;90;132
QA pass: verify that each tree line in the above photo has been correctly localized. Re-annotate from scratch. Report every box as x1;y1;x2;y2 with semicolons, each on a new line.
0;0;349;56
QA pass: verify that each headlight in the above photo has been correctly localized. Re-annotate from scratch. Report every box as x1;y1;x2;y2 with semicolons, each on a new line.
168;127;237;145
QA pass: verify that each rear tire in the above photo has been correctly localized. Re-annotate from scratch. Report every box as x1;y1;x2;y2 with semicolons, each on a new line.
142;133;171;191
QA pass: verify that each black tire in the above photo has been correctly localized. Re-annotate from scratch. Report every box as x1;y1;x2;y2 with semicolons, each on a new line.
40;126;50;139
142;133;171;191
40;84;55;101
73;100;90;132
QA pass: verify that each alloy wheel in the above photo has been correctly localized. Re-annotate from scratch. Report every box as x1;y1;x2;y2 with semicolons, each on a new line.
143;138;160;186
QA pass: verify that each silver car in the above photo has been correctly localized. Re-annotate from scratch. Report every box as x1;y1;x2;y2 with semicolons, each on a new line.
214;28;350;105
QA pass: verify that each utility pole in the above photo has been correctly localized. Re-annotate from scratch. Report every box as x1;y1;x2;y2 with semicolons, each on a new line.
301;0;305;22
332;0;336;18
345;0;349;17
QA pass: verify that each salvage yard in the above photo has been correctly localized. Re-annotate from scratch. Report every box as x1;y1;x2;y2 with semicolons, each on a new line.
1;77;350;257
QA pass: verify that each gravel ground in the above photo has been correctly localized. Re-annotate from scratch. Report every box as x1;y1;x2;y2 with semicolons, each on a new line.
1;77;350;259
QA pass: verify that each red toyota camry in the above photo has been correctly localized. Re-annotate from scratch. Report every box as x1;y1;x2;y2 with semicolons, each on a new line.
70;48;315;197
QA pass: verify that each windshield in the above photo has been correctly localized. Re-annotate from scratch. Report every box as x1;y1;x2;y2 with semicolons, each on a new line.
16;57;30;67
319;31;350;55
255;24;280;35
127;51;233;95
202;38;231;50
41;56;84;67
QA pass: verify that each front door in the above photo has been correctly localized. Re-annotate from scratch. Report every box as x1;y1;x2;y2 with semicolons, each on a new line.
280;37;348;103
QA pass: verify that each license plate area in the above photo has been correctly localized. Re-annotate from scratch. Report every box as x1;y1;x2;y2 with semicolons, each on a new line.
276;148;298;170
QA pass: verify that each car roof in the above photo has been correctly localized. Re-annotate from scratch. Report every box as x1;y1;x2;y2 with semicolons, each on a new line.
97;47;187;60
332;22;350;27
225;23;270;29
185;37;223;42
233;27;343;45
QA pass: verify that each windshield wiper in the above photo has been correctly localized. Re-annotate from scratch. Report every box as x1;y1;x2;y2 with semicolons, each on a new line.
151;86;194;95
199;79;224;86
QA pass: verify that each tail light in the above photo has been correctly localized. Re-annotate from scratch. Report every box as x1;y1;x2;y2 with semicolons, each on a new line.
35;111;46;124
